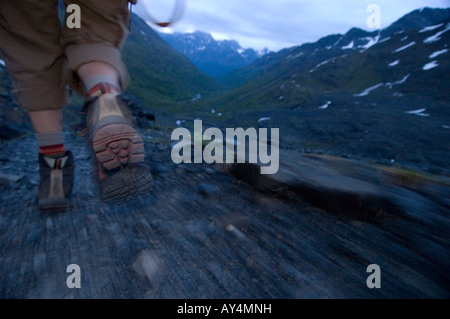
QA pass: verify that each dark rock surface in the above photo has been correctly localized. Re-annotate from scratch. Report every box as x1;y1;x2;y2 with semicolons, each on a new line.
0;126;448;299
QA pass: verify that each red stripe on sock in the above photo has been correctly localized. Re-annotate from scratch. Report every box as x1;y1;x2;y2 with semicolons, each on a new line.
39;144;66;157
86;82;120;99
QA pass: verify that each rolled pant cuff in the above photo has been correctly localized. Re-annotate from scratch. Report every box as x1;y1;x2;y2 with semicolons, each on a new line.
13;86;70;112
65;43;130;96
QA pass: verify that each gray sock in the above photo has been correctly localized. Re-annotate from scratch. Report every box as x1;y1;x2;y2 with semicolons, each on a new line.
84;75;120;94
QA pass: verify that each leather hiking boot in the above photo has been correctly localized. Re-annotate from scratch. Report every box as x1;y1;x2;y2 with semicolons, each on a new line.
37;151;75;211
83;93;145;171
83;92;153;202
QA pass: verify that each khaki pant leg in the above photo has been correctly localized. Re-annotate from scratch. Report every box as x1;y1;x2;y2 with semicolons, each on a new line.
61;0;131;96
0;0;69;112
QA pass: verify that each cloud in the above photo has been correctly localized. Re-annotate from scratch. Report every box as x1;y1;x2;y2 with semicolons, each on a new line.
135;0;450;51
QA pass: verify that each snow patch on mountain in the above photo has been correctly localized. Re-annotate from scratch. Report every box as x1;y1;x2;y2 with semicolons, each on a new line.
258;117;271;124
379;37;391;44
310;59;333;73
386;74;410;88
342;41;354;50
423;61;439;70
358;35;380;51
353;83;384;97
354;74;410;97
404;108;430;117
429;49;448;58
393;41;416;53
424;23;450;44
318;101;332;109
419;23;444;33
388;60;400;67
333;36;343;46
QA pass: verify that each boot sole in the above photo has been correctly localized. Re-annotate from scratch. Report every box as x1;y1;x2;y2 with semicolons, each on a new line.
92;123;145;170
101;164;153;203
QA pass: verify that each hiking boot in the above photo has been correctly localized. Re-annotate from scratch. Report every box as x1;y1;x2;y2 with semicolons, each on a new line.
83;93;146;171
37;151;75;211
82;93;153;202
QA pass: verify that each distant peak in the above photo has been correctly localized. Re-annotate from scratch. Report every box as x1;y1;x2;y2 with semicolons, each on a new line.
383;7;450;36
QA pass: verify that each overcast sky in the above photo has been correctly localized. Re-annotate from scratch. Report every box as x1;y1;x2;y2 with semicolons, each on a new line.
134;0;450;51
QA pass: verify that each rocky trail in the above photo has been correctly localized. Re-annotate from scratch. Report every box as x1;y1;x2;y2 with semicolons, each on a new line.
0;125;449;299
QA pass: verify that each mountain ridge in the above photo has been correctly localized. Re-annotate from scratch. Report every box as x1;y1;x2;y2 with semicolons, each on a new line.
213;7;450;105
187;7;450;176
122;15;220;110
159;30;269;78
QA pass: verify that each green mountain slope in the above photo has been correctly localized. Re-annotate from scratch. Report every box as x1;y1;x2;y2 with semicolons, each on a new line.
123;14;220;113
210;8;450;113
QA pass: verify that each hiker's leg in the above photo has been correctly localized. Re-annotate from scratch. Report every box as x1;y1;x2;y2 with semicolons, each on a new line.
61;0;152;202
61;0;131;97
28;111;63;134
0;0;68;153
0;1;74;210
